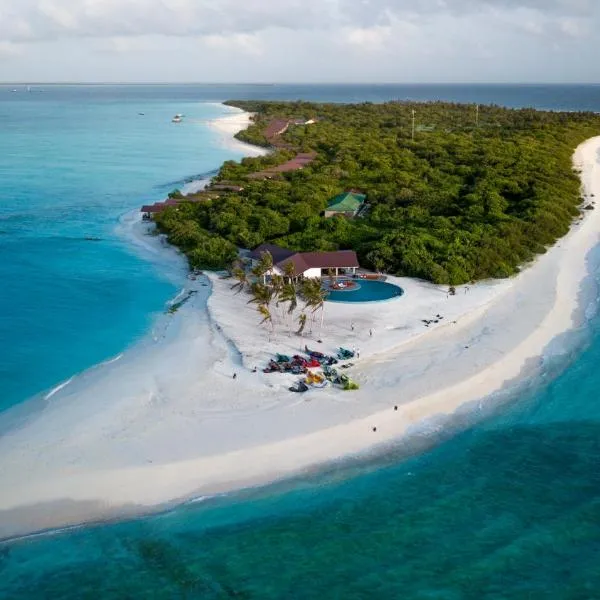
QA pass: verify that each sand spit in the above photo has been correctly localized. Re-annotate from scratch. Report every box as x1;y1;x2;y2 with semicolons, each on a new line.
0;123;598;540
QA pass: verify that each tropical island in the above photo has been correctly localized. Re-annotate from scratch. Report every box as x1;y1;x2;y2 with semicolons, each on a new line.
153;100;600;284
1;101;600;540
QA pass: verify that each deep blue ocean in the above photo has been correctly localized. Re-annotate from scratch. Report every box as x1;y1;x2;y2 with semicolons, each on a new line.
1;84;600;598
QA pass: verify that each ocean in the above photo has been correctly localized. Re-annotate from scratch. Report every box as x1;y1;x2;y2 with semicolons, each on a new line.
1;84;600;598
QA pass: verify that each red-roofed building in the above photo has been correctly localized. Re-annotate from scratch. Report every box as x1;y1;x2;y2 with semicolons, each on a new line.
141;203;166;218
246;152;317;180
264;119;290;140
250;244;359;279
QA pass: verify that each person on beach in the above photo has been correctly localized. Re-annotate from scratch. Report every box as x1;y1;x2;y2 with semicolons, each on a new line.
357;349;360;359
369;329;373;337
351;322;355;331
233;373;237;379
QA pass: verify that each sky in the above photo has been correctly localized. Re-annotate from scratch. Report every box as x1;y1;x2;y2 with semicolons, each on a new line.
0;0;598;83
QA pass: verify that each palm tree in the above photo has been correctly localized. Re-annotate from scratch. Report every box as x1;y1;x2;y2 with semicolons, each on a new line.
296;312;307;336
301;278;323;332
247;282;273;308
251;262;267;285
230;265;248;294
326;268;335;286
268;274;284;325
278;281;298;334
257;304;273;330
311;283;328;330
252;251;274;285
283;261;296;283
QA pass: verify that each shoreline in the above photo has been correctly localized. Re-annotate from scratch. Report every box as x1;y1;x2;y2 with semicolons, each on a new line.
206;105;270;158
0;112;599;541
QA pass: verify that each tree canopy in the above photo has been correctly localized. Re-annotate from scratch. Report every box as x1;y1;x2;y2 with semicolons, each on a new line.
154;100;600;284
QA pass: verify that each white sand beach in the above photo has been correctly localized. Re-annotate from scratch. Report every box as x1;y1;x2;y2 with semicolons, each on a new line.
207;106;270;157
0;117;598;540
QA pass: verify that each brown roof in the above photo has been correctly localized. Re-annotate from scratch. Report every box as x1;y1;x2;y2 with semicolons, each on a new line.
141;204;162;213
250;243;296;263
264;119;290;139
246;152;316;180
278;250;359;276
141;198;182;213
211;184;244;192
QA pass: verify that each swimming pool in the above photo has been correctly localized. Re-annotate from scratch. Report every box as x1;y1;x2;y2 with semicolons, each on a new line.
324;279;404;303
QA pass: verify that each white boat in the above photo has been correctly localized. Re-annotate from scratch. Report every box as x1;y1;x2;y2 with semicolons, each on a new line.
172;114;183;123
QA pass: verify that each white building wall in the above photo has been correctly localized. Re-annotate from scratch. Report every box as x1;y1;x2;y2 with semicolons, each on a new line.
302;268;322;279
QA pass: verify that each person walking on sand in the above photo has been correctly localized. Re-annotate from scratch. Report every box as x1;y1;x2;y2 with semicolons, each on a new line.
233;373;237;379
369;329;373;337
357;349;360;359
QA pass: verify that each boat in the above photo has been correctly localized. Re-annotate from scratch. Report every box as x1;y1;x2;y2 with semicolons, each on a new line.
172;114;183;123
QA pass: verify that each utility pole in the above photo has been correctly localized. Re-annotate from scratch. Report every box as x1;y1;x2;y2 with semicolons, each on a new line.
411;109;416;141
475;104;479;127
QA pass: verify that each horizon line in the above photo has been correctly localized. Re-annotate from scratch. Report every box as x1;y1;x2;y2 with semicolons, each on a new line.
1;81;600;86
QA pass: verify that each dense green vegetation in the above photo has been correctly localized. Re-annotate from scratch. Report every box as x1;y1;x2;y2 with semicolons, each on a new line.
154;100;600;284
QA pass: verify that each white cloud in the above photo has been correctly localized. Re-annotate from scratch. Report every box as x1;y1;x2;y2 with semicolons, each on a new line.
0;41;22;58
558;17;589;38
0;0;596;44
38;0;79;30
344;25;392;51
204;33;264;56
0;0;598;81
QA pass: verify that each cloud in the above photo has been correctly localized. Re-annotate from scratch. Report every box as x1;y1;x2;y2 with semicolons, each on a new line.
344;25;392;51
0;0;598;83
0;41;22;58
0;0;597;44
557;17;589;38
204;33;264;56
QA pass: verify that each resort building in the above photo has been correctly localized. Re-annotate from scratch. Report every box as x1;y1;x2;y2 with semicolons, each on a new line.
210;183;245;192
264;119;291;140
247;152;317;180
250;244;359;279
324;191;366;218
291;118;318;126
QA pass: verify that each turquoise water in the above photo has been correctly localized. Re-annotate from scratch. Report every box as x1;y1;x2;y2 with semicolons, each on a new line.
2;322;599;598
0;88;250;410
2;85;600;598
325;279;404;303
